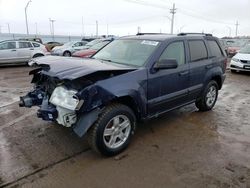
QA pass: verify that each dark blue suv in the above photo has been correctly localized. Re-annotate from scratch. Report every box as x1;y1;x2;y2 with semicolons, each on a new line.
20;33;227;156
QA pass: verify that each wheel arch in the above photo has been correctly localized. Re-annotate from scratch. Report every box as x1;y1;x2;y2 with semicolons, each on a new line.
32;53;44;58
110;95;141;121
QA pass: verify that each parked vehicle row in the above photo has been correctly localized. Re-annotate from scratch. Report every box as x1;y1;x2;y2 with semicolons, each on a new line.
72;38;114;58
20;33;226;156
51;41;88;56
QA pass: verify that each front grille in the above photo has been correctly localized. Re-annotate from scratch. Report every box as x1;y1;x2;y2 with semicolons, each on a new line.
240;60;250;64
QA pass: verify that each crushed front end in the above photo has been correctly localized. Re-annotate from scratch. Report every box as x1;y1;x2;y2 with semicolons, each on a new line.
19;69;83;127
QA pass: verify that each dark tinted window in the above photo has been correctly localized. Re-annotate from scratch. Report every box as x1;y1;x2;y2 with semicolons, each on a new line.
0;42;16;50
19;42;32;48
159;41;185;65
207;40;223;57
32;42;40;47
188;40;208;62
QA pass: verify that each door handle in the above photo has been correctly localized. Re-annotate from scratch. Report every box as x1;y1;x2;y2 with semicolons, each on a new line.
11;49;17;51
29;48;34;50
179;71;189;76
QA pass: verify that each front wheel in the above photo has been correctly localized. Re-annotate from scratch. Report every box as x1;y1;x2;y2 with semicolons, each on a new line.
195;80;218;111
87;104;136;156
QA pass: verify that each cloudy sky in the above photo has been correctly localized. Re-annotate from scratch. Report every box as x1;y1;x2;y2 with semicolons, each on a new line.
0;0;249;37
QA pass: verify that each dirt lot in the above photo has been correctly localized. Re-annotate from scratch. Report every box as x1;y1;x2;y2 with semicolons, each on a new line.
0;66;250;188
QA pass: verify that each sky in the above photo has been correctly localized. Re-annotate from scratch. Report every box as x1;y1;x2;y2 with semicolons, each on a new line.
0;0;250;37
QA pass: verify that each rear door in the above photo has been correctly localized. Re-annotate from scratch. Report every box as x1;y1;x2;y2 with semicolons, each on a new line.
187;39;212;100
147;40;190;115
17;41;34;61
0;41;18;64
207;39;226;72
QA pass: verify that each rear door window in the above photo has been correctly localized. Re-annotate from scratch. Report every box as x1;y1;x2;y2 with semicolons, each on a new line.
19;42;32;48
207;40;223;57
188;40;208;62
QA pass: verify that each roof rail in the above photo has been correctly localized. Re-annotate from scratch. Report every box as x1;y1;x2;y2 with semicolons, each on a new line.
177;32;213;37
136;32;167;35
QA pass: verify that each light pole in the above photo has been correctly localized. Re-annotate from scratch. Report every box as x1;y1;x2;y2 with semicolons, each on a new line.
170;3;177;34
25;0;32;35
49;18;56;41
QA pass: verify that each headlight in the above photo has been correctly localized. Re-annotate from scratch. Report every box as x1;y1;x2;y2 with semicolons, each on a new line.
232;58;240;62
50;86;79;110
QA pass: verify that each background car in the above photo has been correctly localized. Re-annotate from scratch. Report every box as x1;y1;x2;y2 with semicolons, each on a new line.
51;41;88;56
230;44;250;73
226;40;248;57
0;40;50;65
45;41;63;51
72;39;113;58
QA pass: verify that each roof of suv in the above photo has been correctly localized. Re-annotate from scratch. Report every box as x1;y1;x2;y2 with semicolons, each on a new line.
120;33;215;42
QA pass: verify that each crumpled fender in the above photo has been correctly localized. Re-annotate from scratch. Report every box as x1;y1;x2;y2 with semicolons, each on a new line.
73;108;101;137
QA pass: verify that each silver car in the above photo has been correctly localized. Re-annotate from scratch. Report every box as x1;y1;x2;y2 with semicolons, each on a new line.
0;40;50;65
51;41;88;56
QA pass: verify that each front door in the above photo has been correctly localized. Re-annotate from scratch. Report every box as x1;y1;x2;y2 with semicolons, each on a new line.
0;41;18;64
147;41;190;116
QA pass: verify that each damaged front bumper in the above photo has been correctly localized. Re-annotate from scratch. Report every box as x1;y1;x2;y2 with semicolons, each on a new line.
19;86;102;137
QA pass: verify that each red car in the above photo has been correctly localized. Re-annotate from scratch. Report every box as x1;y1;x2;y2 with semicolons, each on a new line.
72;40;111;58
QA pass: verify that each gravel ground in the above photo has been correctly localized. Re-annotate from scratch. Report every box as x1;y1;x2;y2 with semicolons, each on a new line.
0;66;250;188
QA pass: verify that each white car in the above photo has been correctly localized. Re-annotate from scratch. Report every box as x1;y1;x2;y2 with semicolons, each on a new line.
0;40;50;65
51;41;88;56
230;44;250;73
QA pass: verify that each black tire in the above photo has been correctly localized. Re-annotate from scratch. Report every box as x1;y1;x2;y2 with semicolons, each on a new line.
87;103;136;156
33;54;44;58
63;51;71;57
195;80;219;112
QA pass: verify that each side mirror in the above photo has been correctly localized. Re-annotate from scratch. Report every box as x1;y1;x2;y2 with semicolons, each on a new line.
154;59;178;70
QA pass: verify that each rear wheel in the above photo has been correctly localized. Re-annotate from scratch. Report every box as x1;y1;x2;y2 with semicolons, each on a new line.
87;104;136;156
195;80;218;111
63;51;71;57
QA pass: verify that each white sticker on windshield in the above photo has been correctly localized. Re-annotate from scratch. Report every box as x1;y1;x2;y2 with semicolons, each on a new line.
141;40;159;46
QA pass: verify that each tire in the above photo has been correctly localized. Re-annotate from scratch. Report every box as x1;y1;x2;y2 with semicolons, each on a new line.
33;54;44;58
87;103;136;156
63;51;71;57
195;80;219;112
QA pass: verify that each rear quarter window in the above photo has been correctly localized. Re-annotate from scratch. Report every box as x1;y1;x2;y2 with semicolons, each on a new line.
188;40;208;62
207;40;223;57
32;42;40;47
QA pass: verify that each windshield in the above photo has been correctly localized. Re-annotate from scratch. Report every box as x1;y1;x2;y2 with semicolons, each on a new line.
85;39;101;47
93;39;160;67
90;41;110;50
239;44;250;54
63;42;75;47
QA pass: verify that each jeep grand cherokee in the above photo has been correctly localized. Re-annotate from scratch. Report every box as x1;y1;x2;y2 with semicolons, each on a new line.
19;33;227;156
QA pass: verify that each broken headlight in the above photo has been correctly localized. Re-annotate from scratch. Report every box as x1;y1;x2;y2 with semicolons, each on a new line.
50;86;79;110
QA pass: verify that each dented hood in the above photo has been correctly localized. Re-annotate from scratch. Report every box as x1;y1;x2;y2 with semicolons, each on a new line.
30;56;136;80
